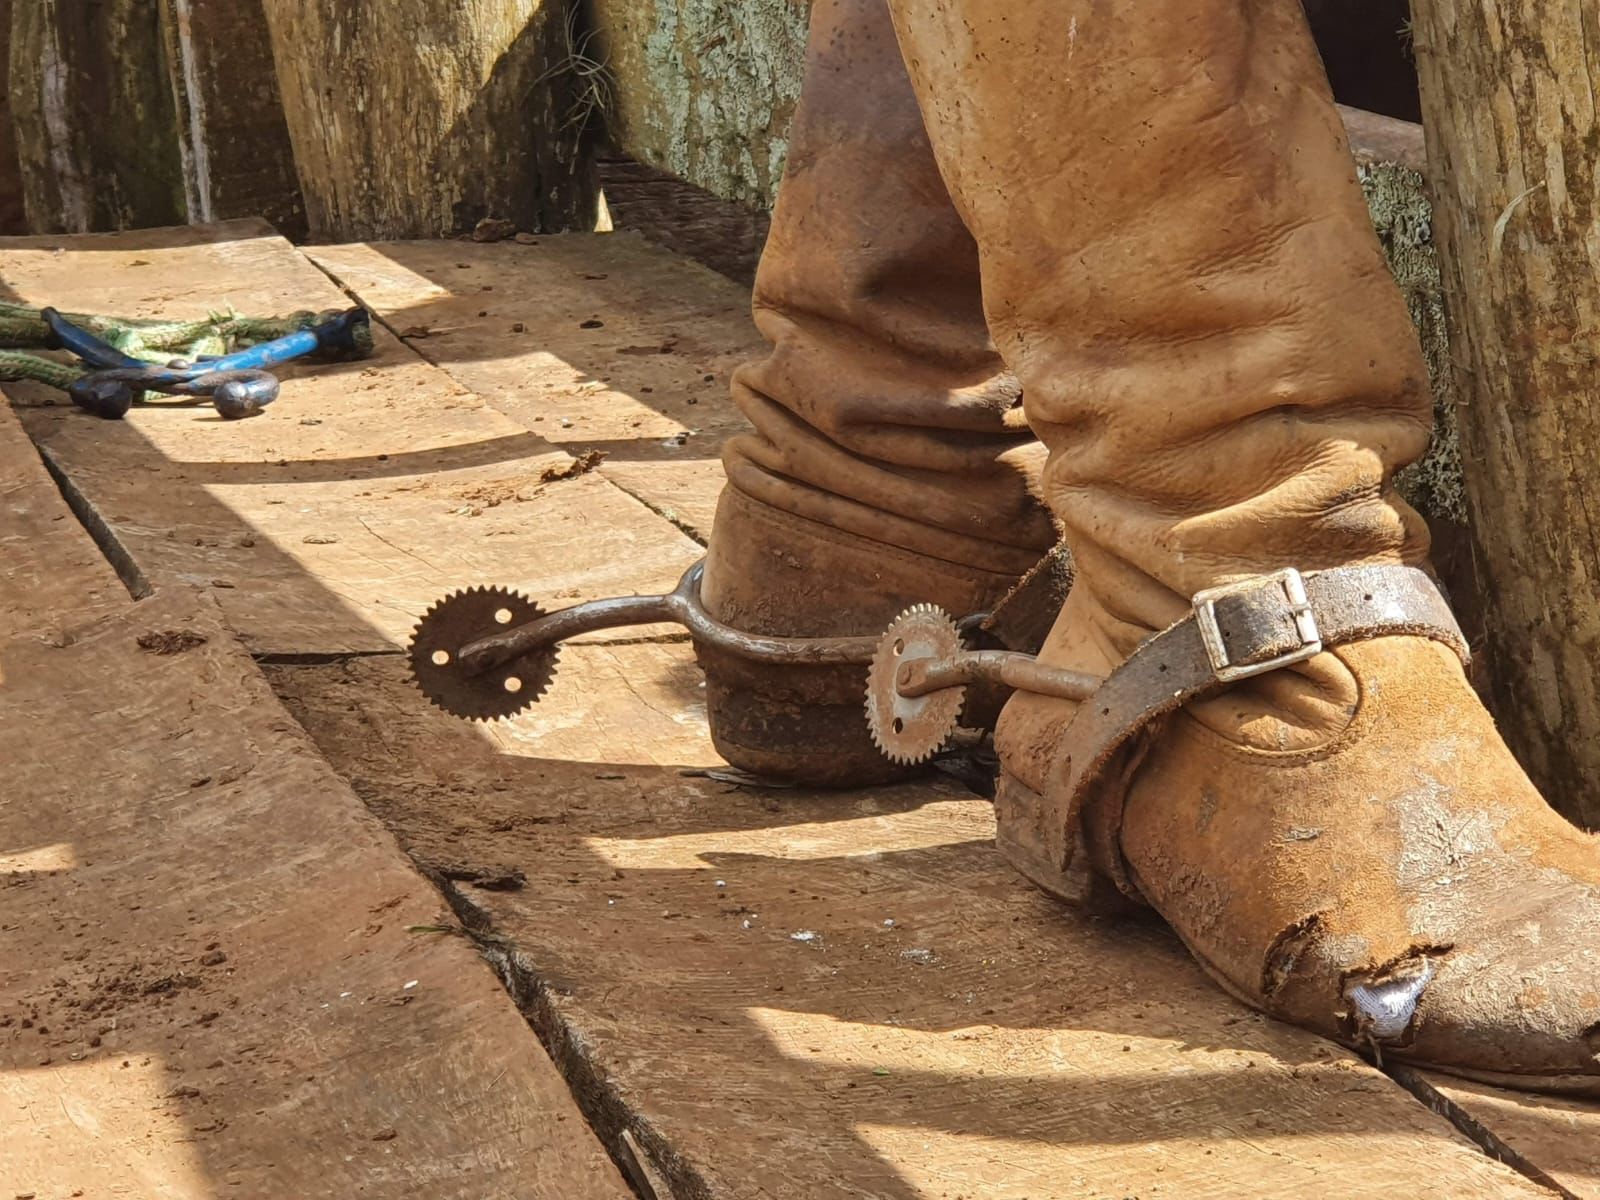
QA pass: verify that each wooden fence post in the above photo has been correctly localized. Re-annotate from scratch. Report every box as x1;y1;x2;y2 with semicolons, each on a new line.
260;0;599;240
8;0;186;232
0;0;22;233
155;0;306;239
6;0;302;236
1410;0;1600;826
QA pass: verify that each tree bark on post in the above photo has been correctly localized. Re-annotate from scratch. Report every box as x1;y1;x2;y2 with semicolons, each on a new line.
156;0;307;239
6;0;304;237
260;0;600;241
0;0;24;234
1410;2;1600;827
9;0;188;232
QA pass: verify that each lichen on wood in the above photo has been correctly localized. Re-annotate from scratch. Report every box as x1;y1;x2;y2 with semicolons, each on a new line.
591;0;806;207
8;0;187;232
1361;162;1464;527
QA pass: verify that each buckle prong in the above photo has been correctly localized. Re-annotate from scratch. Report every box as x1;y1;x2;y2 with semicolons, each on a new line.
1192;568;1323;683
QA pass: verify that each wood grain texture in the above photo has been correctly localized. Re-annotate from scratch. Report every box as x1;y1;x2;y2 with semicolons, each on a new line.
307;232;761;540
590;0;807;209
261;0;598;239
1410;0;1600;827
598;155;772;286
0;0;22;235
0;591;632;1198
1426;1074;1600;1198
0;221;701;654
7;0;186;232
156;0;305;238
0;399;126;640
271;649;1548;1200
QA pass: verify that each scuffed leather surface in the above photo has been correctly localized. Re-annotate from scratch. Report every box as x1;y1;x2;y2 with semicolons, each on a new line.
1121;638;1600;1085
698;486;1021;785
719;0;1056;578
878;0;1600;1086
697;0;1057;782
1060;565;1466;876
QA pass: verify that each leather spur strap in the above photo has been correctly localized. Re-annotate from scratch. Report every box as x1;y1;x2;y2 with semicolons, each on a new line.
1046;564;1469;865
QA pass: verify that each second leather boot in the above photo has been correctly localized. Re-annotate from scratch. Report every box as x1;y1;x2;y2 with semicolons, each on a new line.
697;0;1057;786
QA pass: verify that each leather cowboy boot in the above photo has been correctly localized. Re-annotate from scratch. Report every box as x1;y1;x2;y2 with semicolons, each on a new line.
886;0;1600;1090
698;0;1057;785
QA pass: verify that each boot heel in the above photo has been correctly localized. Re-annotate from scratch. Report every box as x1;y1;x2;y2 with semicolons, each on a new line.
701;660;916;788
994;771;1141;915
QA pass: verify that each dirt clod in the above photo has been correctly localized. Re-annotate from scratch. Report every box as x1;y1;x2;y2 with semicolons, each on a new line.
141;974;202;997
471;218;517;243
136;630;208;655
539;449;606;483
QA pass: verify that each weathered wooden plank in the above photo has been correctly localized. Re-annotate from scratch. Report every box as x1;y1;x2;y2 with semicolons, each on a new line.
3;0;301;237
1422;1075;1600;1199
0;589;632;1198
0;221;701;653
1411;0;1600;828
307;232;760;539
0;398;124;640
270;647;1547;1200
0;0;23;235
590;0;807;209
598;155;771;286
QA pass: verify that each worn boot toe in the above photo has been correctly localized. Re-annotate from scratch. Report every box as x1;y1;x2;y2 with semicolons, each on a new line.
1112;636;1600;1093
1396;869;1600;1090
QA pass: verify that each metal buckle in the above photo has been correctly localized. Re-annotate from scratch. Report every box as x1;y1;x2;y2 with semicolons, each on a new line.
1192;568;1322;683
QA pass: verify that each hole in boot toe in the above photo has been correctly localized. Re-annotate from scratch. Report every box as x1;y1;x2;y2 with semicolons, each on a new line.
1262;912;1326;999
1583;1020;1600;1063
1341;947;1451;1046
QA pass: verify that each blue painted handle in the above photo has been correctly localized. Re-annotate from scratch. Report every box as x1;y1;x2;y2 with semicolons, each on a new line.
43;307;151;370
207;308;370;371
42;306;370;380
45;306;370;420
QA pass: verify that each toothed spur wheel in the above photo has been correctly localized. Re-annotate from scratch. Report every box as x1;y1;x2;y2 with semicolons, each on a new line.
408;586;558;720
866;604;967;764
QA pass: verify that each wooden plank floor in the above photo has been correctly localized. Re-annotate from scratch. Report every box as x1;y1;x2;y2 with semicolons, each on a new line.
269;651;1546;1199
4;221;1596;1196
0;399;125;639
3;221;702;655
0;406;630;1197
309;229;1600;1198
306;233;760;541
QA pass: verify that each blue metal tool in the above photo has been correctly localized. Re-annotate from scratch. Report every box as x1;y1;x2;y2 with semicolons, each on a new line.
42;306;371;420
